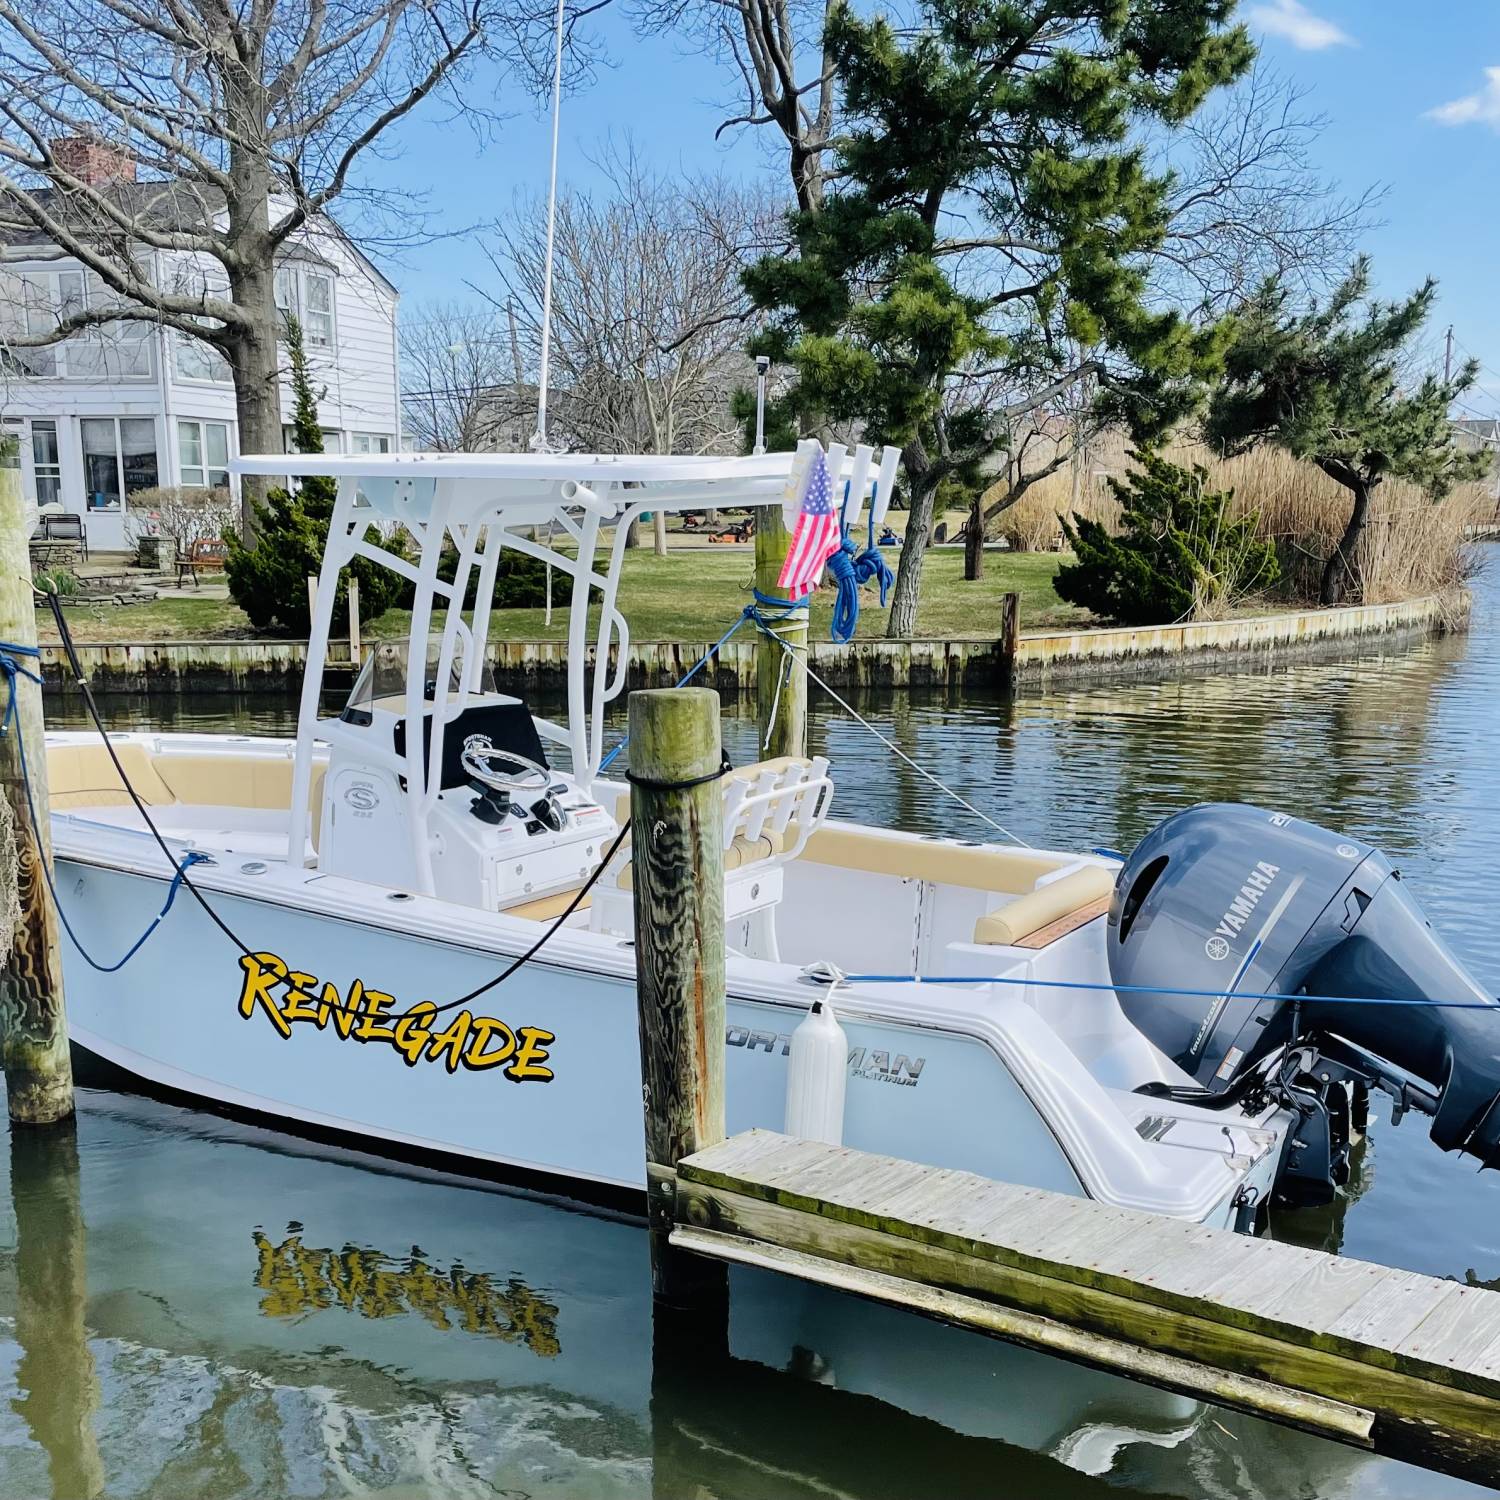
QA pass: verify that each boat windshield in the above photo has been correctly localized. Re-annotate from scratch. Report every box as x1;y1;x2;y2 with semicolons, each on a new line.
340;638;497;724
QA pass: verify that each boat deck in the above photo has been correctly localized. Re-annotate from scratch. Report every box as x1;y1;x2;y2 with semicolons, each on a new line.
671;1129;1500;1486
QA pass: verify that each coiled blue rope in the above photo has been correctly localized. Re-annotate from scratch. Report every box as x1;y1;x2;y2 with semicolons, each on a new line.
0;638;208;972
827;536;894;644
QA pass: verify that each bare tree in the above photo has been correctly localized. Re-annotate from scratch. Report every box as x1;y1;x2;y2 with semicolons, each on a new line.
630;0;837;214
0;0;569;526
484;142;774;464
1153;68;1385;317
401;300;528;452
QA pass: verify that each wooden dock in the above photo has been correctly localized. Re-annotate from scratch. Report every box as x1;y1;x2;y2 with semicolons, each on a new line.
620;686;1500;1489
670;1130;1500;1486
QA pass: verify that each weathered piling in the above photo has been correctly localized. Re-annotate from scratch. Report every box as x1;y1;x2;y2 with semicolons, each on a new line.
0;454;73;1125
753;508;807;758
627;686;728;1306
998;590;1020;687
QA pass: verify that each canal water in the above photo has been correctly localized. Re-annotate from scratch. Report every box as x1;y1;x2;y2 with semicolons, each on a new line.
14;566;1500;1498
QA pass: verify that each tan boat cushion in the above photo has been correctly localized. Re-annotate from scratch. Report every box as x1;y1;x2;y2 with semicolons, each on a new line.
308;766;327;852
972;866;1116;946
153;753;296;809
49;742;329;844
504;887;593;922
803;824;1066;895
47;743;176;809
615;829;787;892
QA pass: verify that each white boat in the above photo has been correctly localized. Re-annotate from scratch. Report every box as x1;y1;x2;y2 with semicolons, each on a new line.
45;443;1500;1227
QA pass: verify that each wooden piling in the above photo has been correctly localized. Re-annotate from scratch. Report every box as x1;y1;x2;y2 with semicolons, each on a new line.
753;507;807;758
347;575;361;668
0;454;74;1126
999;591;1020;687
627;686;729;1307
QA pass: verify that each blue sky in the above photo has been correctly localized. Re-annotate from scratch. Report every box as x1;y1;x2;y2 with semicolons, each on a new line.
368;1;1500;415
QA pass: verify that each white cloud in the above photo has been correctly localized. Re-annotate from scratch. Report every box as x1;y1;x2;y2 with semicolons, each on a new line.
1248;0;1353;51
1428;67;1500;129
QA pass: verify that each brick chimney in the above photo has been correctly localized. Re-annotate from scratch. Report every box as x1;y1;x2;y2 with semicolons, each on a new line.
52;136;137;188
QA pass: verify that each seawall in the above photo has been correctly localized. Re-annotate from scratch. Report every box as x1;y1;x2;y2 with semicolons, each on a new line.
36;593;1462;696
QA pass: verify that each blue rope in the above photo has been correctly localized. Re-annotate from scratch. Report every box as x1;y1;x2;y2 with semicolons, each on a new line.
750;587;809;617
597;605;768;773
827;536;894;644
843;971;1499;1012
0;639;209;972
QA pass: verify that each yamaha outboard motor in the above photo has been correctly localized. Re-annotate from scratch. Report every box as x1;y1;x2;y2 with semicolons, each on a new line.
1109;803;1500;1205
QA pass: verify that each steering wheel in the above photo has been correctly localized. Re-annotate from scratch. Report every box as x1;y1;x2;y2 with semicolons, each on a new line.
460;734;551;795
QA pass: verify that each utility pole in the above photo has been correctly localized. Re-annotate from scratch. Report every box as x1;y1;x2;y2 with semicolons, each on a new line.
1445;325;1454;384
0;449;74;1125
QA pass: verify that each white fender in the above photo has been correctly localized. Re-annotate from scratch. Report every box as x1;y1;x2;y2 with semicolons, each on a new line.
784;992;848;1144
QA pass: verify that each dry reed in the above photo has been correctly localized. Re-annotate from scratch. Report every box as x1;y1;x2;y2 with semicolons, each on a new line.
991;432;1492;608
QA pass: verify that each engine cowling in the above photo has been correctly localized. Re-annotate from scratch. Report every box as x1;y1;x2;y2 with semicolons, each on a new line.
1109;803;1500;1172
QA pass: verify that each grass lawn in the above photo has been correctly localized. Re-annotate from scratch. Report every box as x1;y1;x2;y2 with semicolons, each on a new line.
37;593;254;645
39;547;1091;645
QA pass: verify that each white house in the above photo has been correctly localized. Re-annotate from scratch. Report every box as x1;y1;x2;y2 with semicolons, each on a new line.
0;139;401;553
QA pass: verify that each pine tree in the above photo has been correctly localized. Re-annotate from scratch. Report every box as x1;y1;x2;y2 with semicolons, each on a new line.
225;317;407;634
1055;448;1278;624
1205;258;1488;604
742;0;1252;636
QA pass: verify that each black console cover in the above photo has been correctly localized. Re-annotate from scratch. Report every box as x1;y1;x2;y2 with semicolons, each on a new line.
393;699;548;791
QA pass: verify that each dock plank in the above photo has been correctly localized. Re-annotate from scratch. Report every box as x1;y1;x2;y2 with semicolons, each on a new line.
1398;1283;1500;1370
677;1131;1500;1434
1322;1270;1461;1352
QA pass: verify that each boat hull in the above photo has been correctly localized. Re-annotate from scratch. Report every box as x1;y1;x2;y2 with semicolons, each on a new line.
61;858;1092;1204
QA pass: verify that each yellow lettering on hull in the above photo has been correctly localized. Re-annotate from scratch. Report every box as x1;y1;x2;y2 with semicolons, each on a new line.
234;952;554;1082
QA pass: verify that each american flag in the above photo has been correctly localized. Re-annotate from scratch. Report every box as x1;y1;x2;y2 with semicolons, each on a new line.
778;447;841;599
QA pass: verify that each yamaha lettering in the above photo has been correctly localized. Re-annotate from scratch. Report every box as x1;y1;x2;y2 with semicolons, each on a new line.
1212;861;1281;943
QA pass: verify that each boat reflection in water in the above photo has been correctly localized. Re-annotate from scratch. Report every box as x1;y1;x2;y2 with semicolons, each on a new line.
0;1090;1482;1500
252;1227;562;1354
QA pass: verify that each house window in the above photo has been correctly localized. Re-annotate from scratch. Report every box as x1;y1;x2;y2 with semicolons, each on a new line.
274;265;335;347
175;334;231;383
0;268;152;380
274;268;297;327
178;419;230;489
0;275;58;377
31;420;61;507
303;273;334;347
281;426;343;455
81;416;158;511
351;433;392;455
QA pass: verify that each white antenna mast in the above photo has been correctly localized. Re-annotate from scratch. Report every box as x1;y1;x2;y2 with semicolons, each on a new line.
530;0;567;452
